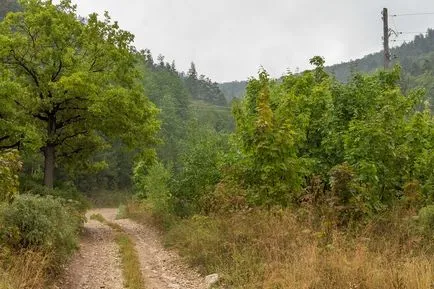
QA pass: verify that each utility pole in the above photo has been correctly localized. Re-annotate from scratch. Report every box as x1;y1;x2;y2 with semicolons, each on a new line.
382;8;391;69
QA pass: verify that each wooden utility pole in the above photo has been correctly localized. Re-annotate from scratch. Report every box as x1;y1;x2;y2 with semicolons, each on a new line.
382;8;391;69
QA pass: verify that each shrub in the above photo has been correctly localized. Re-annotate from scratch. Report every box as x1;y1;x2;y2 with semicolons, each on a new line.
0;195;83;271
23;182;90;212
418;205;434;236
116;204;128;219
135;162;172;212
133;162;175;227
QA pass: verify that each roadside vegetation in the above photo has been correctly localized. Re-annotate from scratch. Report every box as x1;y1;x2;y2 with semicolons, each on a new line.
129;58;434;288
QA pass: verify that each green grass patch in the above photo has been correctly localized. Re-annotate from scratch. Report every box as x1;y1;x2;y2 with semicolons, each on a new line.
116;204;128;220
116;234;145;289
89;213;106;223
90;213;123;232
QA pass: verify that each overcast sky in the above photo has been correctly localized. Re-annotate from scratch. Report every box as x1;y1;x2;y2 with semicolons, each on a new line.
71;0;434;82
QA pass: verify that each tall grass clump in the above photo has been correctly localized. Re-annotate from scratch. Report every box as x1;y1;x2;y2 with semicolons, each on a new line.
156;207;433;289
0;194;84;287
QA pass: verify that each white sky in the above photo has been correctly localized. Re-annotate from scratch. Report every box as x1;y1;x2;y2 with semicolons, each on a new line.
71;0;434;82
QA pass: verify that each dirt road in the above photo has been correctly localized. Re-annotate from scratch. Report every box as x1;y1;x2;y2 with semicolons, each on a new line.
57;208;206;289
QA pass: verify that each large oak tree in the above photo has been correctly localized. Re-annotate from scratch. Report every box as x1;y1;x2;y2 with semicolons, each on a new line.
0;0;159;187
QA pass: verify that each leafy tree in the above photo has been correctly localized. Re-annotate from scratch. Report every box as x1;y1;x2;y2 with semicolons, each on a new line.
232;60;333;206
0;0;159;187
170;121;228;216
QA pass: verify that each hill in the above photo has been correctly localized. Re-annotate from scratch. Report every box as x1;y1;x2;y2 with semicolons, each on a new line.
327;29;434;82
219;80;248;102
219;29;434;105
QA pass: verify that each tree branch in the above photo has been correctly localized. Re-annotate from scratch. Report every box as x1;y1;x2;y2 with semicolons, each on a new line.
0;136;10;142
56;115;83;129
14;100;49;121
55;130;88;145
10;49;41;90
0;140;21;150
56;147;83;159
51;59;63;82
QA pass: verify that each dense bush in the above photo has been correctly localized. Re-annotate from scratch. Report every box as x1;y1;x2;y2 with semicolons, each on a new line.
229;60;433;214
170;124;228;216
0;194;83;271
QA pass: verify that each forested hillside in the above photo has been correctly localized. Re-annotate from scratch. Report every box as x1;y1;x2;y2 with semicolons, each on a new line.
328;29;434;81
220;29;434;106
219;80;248;102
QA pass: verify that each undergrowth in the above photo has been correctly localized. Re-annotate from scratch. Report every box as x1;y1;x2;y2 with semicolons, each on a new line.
0;194;85;289
127;201;434;289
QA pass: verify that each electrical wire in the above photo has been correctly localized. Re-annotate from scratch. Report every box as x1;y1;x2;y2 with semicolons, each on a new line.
391;12;434;17
399;31;428;34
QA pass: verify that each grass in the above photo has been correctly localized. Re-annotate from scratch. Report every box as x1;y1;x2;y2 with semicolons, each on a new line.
90;213;146;289
116;204;129;220
116;234;145;289
0;250;49;289
127;202;434;289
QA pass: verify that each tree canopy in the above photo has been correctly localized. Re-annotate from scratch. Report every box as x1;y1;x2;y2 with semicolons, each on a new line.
0;0;159;187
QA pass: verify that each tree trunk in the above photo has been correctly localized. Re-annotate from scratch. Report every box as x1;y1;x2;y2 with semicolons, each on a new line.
44;114;57;188
44;145;55;188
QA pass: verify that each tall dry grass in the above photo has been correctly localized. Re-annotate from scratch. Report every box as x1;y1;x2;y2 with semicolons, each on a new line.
0;250;49;289
128;202;434;289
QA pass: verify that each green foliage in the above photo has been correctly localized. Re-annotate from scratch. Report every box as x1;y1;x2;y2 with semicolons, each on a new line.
185;62;227;106
0;194;82;269
0;150;22;202
138;50;189;166
229;59;433;213
232;62;332;206
134;162;170;200
417;205;434;236
171;123;228;216
116;204;128;219
21;182;90;212
327;29;434;111
0;0;159;186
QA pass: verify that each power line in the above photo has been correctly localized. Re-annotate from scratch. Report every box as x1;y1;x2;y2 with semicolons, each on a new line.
156;105;232;111
399;31;428;34
391;12;434;17
391;39;414;42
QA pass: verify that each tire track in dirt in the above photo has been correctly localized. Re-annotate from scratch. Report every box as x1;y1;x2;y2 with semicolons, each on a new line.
58;208;206;289
56;210;124;289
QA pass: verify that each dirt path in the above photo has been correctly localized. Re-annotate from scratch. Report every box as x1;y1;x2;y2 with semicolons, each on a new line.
58;208;206;289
